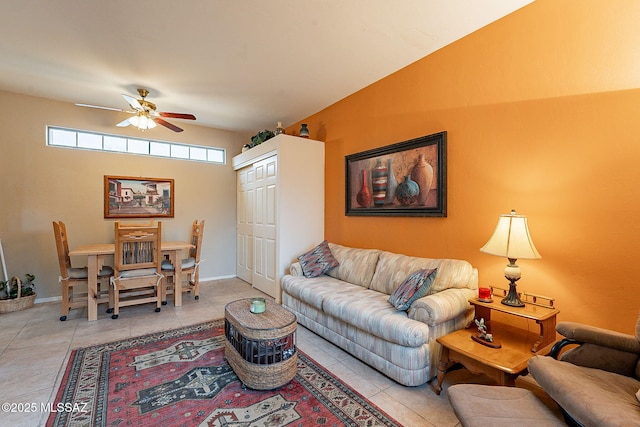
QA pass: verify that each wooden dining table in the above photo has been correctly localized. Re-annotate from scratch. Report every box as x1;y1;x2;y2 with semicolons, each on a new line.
69;241;194;321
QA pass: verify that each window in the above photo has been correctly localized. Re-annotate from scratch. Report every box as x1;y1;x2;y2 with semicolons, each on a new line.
47;126;226;164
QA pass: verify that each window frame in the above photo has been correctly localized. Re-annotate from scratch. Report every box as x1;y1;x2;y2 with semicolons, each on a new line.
46;126;226;165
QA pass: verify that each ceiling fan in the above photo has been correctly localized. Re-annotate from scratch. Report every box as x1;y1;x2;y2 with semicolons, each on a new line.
76;88;196;132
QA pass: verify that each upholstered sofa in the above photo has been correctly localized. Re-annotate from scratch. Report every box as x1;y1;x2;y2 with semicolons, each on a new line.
281;242;478;386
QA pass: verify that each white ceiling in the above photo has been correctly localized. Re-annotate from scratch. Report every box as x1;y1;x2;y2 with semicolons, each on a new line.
0;0;533;133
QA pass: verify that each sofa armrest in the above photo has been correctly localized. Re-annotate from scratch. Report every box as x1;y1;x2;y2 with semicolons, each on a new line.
554;321;640;376
408;288;476;326
557;321;640;354
289;262;303;276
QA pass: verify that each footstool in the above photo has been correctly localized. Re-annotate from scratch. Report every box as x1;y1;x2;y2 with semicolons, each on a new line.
447;384;565;427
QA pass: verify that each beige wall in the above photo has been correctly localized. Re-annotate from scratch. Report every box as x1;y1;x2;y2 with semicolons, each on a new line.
0;90;245;300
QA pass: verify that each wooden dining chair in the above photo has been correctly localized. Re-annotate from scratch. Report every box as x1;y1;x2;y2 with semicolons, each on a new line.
162;220;205;301
110;221;164;319
53;221;113;321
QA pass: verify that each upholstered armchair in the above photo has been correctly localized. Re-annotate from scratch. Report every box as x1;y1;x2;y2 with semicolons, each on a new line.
528;314;640;427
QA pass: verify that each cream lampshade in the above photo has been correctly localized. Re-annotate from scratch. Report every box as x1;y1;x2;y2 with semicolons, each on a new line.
480;210;541;307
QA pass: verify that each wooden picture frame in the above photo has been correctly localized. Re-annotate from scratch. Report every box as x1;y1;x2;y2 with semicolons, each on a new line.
104;175;174;218
345;131;447;217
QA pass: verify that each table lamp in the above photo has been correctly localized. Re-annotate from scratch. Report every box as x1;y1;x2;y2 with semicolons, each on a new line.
480;210;541;307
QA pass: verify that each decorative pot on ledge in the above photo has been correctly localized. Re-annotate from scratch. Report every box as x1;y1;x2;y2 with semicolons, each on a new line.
299;124;309;138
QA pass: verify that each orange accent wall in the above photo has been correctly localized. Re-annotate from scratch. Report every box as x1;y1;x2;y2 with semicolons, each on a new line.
289;0;640;332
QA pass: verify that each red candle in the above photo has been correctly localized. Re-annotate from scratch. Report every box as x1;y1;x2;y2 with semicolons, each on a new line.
478;287;491;300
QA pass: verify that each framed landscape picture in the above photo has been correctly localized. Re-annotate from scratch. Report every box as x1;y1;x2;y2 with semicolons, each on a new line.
104;175;174;218
345;131;447;217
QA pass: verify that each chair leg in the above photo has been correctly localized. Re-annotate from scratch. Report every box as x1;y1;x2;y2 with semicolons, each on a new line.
112;287;119;319
96;277;115;313
161;275;169;305
106;280;115;313
191;272;199;300
155;284;162;312
60;281;70;321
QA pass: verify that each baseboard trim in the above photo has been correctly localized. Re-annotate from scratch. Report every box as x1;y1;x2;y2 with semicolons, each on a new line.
35;296;62;304
200;274;237;281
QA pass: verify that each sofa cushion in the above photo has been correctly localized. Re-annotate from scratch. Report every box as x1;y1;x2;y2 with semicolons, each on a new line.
369;251;477;295
326;243;381;288
388;268;437;311
528;355;640;427
297;240;339;278
68;266;114;279
281;274;364;311
321;288;431;347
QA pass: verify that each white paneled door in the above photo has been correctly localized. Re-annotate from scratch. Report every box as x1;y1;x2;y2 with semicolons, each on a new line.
236;166;254;283
252;156;278;297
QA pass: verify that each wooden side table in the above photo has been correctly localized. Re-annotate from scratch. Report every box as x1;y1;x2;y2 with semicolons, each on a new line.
433;298;559;395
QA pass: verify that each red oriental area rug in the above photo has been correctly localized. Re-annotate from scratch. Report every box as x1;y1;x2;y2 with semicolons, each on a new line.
47;319;401;427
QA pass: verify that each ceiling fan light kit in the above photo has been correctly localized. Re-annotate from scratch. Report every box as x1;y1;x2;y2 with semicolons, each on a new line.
76;88;196;132
128;114;156;130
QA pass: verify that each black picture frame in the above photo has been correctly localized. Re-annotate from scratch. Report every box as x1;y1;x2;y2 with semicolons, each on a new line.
345;131;447;217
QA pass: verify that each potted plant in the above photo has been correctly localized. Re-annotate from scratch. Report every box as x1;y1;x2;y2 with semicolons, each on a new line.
0;274;36;313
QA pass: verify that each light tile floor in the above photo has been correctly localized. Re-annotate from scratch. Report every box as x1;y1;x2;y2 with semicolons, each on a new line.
0;278;564;426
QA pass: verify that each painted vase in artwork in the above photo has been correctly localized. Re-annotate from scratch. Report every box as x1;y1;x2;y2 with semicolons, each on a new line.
371;159;388;206
356;169;372;208
384;158;398;205
410;154;434;206
395;175;419;205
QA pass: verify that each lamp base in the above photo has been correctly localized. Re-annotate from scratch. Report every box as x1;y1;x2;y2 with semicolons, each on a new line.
501;282;525;307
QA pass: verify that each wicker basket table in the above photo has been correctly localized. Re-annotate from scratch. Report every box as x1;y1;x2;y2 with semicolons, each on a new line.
224;298;297;390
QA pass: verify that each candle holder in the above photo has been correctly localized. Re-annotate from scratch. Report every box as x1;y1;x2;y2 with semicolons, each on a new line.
250;297;266;314
478;287;493;303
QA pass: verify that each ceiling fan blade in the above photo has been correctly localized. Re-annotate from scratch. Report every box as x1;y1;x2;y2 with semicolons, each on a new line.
122;94;143;111
159;112;196;120
116;118;131;127
75;103;128;112
154;118;183;132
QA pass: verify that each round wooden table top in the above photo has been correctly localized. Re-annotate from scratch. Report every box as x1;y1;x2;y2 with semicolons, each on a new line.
225;298;296;333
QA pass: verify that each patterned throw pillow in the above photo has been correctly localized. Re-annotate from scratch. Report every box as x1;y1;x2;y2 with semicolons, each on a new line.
388;268;438;311
298;240;339;278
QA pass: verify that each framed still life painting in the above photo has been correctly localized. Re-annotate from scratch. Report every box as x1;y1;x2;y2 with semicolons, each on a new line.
345;131;447;217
